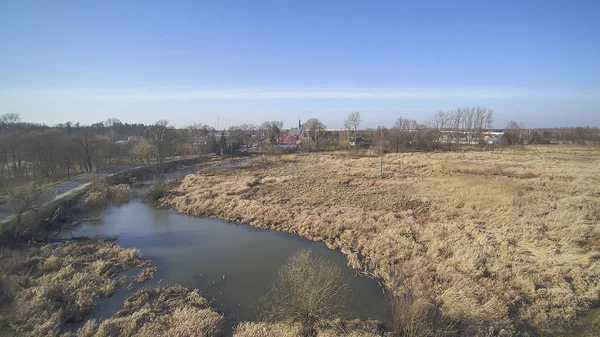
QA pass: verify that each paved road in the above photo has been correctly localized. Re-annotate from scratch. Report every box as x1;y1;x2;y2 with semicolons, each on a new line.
0;156;202;224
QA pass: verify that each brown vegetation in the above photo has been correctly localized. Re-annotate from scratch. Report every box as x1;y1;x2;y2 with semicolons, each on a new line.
79;178;130;209
0;239;155;337
261;249;351;336
233;322;380;337
75;286;224;337
163;146;600;335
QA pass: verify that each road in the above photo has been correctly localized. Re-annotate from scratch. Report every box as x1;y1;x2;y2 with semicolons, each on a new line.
0;156;202;224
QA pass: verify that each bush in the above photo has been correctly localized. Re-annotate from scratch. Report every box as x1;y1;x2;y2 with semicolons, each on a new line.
144;179;169;201
391;292;458;337
261;250;351;336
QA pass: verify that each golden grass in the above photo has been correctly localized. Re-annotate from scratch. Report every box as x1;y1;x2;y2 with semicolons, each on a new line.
80;181;130;209
163;146;600;335
233;321;381;337
0;240;155;337
76;286;224;337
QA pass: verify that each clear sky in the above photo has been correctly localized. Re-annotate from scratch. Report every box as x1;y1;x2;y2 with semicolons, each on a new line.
1;0;599;129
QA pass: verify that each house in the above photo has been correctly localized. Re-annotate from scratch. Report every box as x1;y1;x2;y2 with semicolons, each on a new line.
484;137;500;145
278;119;311;145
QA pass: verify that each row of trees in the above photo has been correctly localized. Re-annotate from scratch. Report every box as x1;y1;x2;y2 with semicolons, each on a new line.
503;121;597;145
0;116;199;189
2;109;599;188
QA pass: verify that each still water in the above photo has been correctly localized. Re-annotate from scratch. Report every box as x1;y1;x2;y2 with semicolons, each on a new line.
71;166;390;328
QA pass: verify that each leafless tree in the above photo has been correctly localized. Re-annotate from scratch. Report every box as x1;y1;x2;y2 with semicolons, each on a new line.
0;128;28;177
344;112;362;144
29;129;67;182
0;113;21;126
391;117;416;153
103;117;121;127
261;121;283;144
302;118;326;151
73;129;101;173
130;139;155;167
239;123;256;150
7;182;50;239
261;249;351;336
503;121;524;145
187;123;204;156
145;120;176;168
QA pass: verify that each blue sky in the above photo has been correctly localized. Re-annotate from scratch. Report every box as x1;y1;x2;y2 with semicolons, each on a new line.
1;0;599;128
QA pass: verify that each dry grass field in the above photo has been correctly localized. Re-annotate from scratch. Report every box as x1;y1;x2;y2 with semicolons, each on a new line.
163;146;600;336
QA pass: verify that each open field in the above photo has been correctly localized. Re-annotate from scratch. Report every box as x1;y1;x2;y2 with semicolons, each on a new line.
163;146;600;336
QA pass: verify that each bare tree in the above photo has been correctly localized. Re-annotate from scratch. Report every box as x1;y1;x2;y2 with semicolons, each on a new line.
0;128;28;177
261;121;283;144
103;118;121;127
391;117;415;153
145;120;176;168
261;250;351;336
73;129;101;173
187;123;204;156
0;113;21;126
7;182;50;239
130;139;155;167
29;129;67;182
302;118;326;152
344;112;362;145
256;123;269;154
239;123;256;150
503;121;524;145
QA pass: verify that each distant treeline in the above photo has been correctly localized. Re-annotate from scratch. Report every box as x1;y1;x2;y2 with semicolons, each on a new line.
1;109;599;188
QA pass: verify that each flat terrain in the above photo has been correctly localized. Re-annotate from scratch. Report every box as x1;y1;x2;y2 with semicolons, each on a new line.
164;146;600;335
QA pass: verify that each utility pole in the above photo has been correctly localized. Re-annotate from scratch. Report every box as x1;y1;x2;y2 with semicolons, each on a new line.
380;127;383;178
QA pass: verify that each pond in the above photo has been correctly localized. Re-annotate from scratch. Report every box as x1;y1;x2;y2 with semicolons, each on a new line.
70;165;391;331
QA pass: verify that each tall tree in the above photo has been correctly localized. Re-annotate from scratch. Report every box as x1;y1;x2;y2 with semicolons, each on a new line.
239;123;256;150
73;129;101;173
0;113;21;126
145;120;176;168
302;118;326;151
261;121;283;144
344;112;362;145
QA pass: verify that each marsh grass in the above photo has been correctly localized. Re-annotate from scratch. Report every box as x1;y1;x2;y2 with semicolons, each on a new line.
75;286;224;337
233;321;381;337
163;146;600;335
79;177;130;210
0;239;155;337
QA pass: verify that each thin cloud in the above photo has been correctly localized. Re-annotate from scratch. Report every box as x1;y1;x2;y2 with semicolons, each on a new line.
4;87;599;101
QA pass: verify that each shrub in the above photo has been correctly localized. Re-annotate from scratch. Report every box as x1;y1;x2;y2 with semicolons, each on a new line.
390;292;458;337
144;179;169;201
261;250;351;336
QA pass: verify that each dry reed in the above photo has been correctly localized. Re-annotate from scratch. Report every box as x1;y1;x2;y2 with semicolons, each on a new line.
0;240;155;337
163;146;600;335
